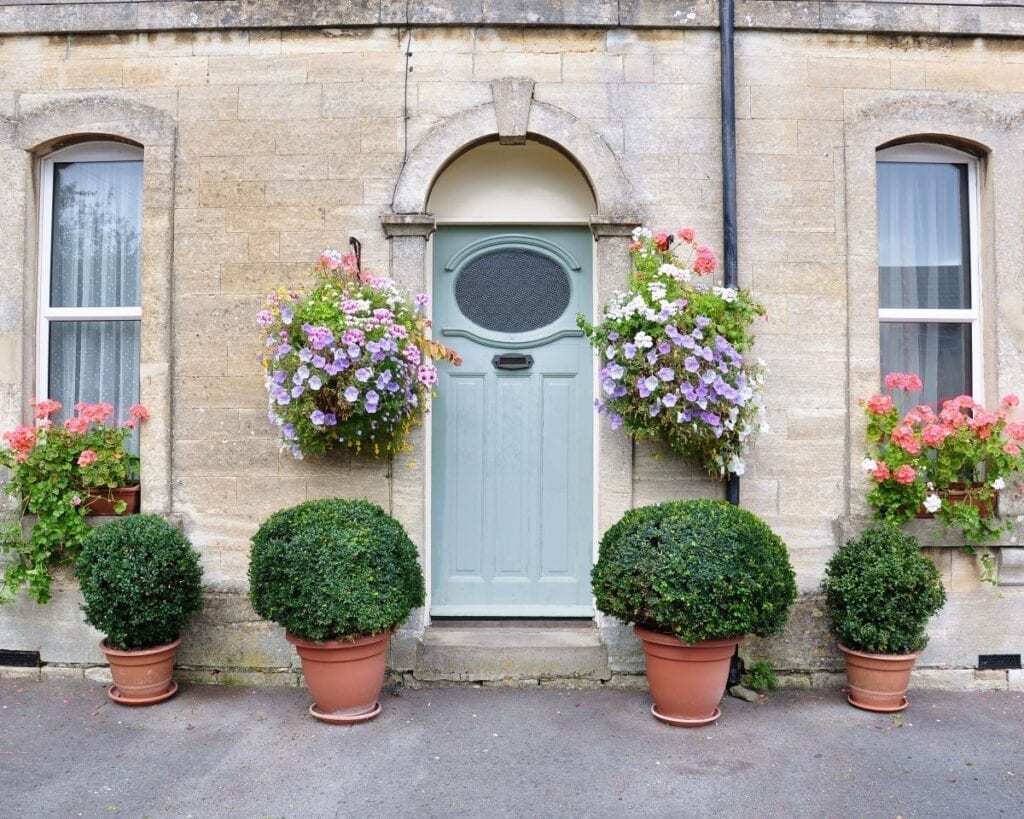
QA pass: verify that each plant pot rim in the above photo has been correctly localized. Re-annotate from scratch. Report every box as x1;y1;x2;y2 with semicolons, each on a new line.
86;483;141;493
99;636;181;657
285;631;391;649
838;643;921;661
633;625;743;648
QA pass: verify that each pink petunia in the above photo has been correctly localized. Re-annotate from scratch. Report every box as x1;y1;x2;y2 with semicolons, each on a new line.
2;425;36;453
871;463;891;482
1001;394;1020;409
32;398;62;419
77;402;114;424
921;424;951;447
894;464;916;485
865;394;894;415
63;417;89;435
692;246;717;275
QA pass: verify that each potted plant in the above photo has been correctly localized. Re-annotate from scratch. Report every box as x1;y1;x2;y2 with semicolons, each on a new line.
592;499;797;726
578;227;768;478
248;498;425;724
75;514;203;705
257;246;460;460
0;400;149;604
822;526;946;712
861;373;1024;552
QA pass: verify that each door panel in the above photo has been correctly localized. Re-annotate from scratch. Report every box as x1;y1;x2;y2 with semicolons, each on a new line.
431;226;594;616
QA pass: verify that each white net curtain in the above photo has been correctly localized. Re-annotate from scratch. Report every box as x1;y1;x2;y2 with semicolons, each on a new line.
47;159;142;444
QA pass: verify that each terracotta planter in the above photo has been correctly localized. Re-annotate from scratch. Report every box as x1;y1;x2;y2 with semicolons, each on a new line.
100;637;180;706
634;626;741;727
839;644;919;712
287;631;389;724
916;482;995;519
84;485;140;517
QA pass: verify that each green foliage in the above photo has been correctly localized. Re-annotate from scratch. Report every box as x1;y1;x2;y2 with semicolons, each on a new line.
75;515;203;651
259;252;459;460
578;227;768;479
0;402;144;604
861;381;1024;546
742;659;779;692
821;526;946;655
248;498;425;641
591;499;797;643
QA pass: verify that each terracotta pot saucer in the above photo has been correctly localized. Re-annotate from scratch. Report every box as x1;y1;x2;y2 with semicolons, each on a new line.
651;704;721;727
309;701;381;725
847;694;908;713
108;680;178;706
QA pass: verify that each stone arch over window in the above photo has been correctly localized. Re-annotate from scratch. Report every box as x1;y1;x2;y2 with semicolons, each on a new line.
7;97;176;515
842;94;1020;525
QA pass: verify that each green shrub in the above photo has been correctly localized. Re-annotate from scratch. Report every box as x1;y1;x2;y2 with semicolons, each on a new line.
742;659;779;692
591;499;797;643
75;515;203;651
821;526;945;655
248;499;425;642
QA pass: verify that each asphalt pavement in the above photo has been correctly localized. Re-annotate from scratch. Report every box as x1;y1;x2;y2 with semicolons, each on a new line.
0;678;1021;817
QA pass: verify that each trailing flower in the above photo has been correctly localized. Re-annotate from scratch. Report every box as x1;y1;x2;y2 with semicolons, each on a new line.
0;400;147;604
259;248;460;459
578;227;767;478
861;373;1024;547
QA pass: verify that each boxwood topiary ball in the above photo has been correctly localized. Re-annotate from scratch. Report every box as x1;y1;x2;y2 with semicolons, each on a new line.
591;499;797;643
821;525;945;655
248;498;425;642
76;514;203;651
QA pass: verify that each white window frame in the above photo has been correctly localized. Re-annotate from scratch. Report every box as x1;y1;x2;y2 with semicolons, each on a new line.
876;143;983;401
36;141;144;404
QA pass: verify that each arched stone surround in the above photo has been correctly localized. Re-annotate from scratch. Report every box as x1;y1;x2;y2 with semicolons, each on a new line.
382;80;644;672
12;96;176;518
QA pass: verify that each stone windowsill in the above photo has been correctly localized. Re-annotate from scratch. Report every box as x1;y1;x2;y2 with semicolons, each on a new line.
835;515;1024;586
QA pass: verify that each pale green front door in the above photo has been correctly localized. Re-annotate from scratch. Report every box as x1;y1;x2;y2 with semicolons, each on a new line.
431;226;594;616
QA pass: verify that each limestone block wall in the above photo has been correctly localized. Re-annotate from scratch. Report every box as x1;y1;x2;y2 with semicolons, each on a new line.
0;21;1022;688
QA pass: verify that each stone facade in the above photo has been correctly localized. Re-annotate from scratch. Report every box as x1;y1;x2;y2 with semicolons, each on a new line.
1;3;1023;689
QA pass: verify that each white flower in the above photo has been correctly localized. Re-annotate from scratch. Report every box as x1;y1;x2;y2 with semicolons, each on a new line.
631;226;652;241
634;331;654;349
923;494;942;513
648;282;668;301
992;477;1006;491
713;286;738;303
861;458;877;473
659;263;688;282
728;456;746;476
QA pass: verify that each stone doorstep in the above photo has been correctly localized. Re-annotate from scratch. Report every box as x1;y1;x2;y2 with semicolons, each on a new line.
414;625;612;683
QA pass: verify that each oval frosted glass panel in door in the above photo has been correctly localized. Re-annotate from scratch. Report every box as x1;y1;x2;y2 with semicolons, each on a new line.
454;249;572;333
50;160;142;308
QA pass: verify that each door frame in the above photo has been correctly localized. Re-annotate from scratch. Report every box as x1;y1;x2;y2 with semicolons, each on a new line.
423;218;600;623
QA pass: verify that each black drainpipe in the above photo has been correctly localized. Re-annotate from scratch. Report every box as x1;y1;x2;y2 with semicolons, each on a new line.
721;0;739;510
720;0;744;689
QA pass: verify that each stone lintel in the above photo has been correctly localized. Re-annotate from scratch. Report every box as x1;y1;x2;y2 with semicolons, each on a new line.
380;212;437;239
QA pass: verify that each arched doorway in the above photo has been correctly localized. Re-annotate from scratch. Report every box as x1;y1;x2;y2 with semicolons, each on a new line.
427;140;597;616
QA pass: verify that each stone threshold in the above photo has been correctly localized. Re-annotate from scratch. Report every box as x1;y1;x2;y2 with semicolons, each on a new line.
414;622;613;683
